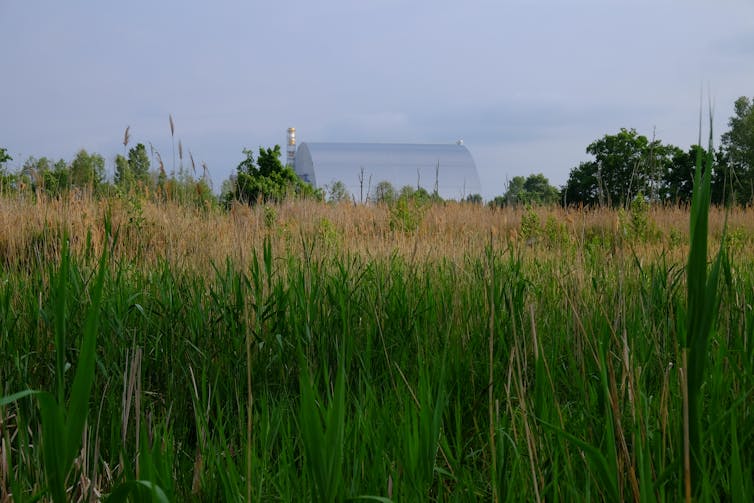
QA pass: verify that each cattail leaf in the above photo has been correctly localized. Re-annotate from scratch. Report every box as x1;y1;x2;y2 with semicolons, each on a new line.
37;391;67;503
106;479;170;503
539;418;619;501
65;248;107;463
0;388;37;406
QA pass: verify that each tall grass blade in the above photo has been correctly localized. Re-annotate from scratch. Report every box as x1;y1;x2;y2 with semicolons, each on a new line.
37;392;67;503
299;365;346;502
106;479;170;503
684;114;725;498
65;248;107;463
539;419;619;501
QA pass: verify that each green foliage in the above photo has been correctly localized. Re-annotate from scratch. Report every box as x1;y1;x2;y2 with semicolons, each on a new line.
129;143;151;185
116;143;152;192
70;149;105;190
564;129;678;207
661;145;706;204
316;217;342;249
0;148;14;193
388;188;432;233
263;204;277;230
325;180;351;204
520;206;540;240
398;185;415;200
465;193;483;204
720;96;754;204
543;215;569;248
0;229;752;499
1;240;108;502
373;180;396;204
400;367;447;499
502;173;560;206
227;146;319;206
299;367;346;502
0;147;12;190
114;154;133;189
682;126;727;498
617;191;657;243
0;147;11;166
562;161;600;206
488;195;506;209
389;198;424;233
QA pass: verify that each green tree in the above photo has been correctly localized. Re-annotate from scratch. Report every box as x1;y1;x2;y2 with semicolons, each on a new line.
128;143;151;187
0;147;15;193
711;147;733;205
720;96;754;204
46;159;72;196
228;145;318;206
503;176;526;205
488;195;506;209
115;143;151;192
502;173;559;206
18;156;72;196
563;129;676;207
325;180;351;203
660;145;707;204
587;128;648;207
524;174;559;204
0;147;11;168
21;156;52;192
465;193;483;204
562;161;600;207
373;180;396;204
70;149;105;190
114;155;133;189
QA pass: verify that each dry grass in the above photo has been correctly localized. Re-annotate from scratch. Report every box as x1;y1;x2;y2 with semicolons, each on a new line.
1;194;752;273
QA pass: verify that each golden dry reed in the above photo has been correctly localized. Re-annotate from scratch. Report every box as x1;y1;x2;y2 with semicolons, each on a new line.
1;194;752;272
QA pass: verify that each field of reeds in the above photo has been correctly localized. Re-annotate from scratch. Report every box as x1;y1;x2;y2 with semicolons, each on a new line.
1;192;753;501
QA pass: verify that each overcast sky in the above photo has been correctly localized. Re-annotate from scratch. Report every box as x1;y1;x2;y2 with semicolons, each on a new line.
2;1;753;199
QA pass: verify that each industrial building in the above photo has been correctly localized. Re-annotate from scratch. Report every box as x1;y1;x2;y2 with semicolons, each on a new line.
286;128;482;201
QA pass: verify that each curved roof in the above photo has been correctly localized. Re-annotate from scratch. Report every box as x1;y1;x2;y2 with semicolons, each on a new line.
294;142;482;201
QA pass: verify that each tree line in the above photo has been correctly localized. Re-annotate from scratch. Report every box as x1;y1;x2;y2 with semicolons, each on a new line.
2;96;753;207
501;96;754;208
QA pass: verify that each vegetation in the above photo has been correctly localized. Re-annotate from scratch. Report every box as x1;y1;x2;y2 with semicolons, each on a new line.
1;97;754;500
325;180;351;203
115;143;152;192
562;128;678;207
494;173;560;207
0;118;214;208
720;96;754;204
0;177;753;500
559;98;754;207
373;180;397;204
223;145;320;206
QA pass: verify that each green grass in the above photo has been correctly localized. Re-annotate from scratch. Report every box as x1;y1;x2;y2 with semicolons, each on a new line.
0;201;752;500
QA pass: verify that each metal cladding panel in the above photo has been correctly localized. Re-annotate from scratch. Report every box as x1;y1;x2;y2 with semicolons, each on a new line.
294;142;482;200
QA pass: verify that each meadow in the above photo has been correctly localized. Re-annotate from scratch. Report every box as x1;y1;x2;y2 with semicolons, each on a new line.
1;193;753;501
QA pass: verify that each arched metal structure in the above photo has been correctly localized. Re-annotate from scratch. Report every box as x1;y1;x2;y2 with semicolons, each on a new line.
294;142;482;201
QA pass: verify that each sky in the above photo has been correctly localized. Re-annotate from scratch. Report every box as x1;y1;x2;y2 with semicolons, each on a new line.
2;1;753;199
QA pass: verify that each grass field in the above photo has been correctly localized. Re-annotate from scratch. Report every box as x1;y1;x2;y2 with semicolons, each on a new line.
1;194;753;501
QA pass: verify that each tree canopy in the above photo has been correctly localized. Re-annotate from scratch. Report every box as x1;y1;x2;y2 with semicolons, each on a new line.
115;143;152;191
720;96;754;204
0;147;11;168
70;149;105;189
501;173;560;206
564;129;680;207
225;145;319;206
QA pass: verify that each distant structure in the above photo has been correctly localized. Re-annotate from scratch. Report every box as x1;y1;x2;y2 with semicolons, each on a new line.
290;130;482;201
286;127;296;169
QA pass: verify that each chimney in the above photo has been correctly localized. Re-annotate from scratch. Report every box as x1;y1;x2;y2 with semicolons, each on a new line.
287;127;296;168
